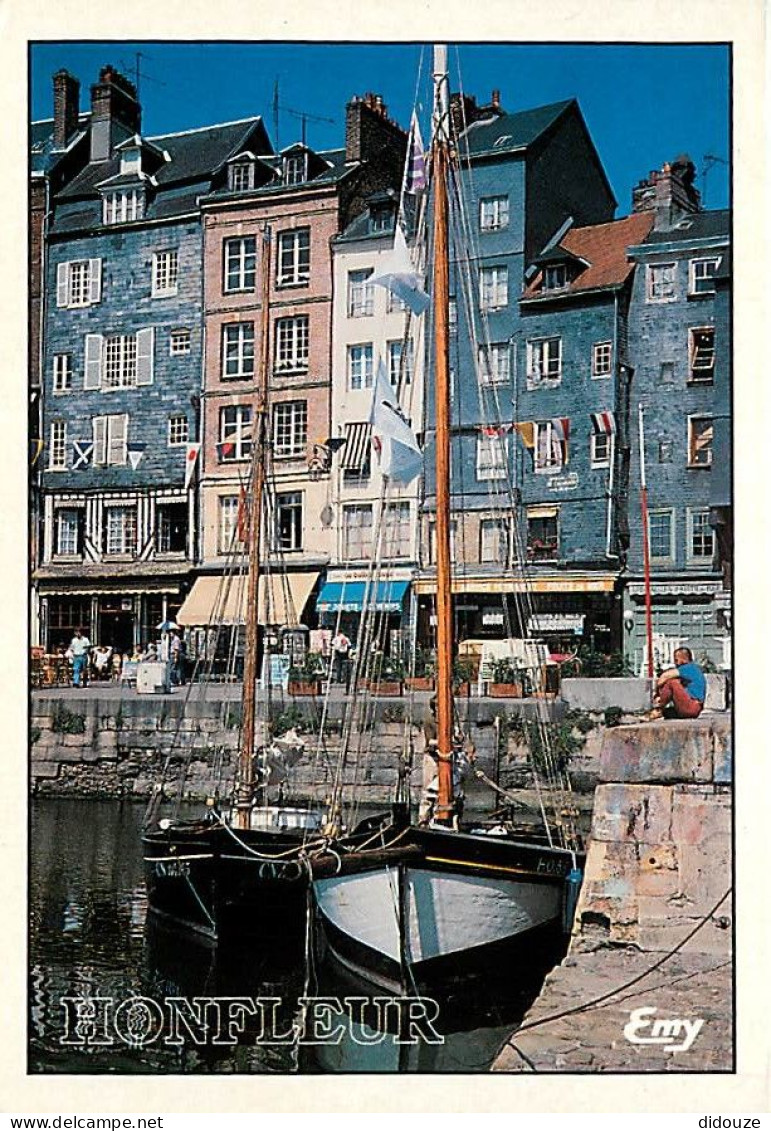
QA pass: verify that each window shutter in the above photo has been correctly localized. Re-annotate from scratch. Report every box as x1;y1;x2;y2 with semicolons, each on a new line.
135;328;154;385
84;334;103;390
110;415;128;465
88;259;102;304
92;417;107;466
57;263;69;308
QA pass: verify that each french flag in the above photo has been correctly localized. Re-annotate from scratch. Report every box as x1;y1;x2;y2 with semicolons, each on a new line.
590;411;616;435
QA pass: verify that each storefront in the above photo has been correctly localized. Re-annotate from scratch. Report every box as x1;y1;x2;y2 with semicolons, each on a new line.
315;572;412;655
38;583;186;653
622;577;730;674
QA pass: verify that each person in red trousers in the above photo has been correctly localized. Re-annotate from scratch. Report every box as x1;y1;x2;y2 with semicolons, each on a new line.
648;646;706;720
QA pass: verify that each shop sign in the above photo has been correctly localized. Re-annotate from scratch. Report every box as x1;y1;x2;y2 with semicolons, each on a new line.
527;613;585;635
121;598;133;612
482;608;505;626
548;472;579;491
627;582;718;598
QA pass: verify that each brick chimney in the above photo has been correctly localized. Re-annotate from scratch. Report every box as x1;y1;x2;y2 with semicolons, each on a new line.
345;93;406;164
89;65;141;163
632;155;701;231
53;69;80;150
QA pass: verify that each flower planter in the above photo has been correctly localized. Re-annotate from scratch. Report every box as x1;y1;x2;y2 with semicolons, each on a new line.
373;681;403;697
288;680;320;697
489;682;524;698
405;676;435;692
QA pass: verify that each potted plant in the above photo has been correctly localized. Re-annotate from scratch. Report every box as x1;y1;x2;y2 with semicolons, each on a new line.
288;651;325;696
371;656;405;697
452;656;476;697
488;657;524;699
405;646;436;692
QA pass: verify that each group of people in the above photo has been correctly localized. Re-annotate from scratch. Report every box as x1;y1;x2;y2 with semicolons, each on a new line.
64;628;188;688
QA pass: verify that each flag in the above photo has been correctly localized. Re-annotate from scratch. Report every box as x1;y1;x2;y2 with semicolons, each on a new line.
72;441;93;470
590;410;616;435
404;111;427;194
551;417;571;443
480;424;511;436
369;360;423;484
370;222;430;316
30;438;44;467
514;421;536;449
127;444;145;470
184;442;201;490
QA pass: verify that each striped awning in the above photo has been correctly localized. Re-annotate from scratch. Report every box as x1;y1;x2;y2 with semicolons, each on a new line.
340;422;372;471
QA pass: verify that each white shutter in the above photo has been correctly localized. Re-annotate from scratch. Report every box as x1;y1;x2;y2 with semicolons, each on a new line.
84;334;103;390
92;416;107;466
88;258;102;304
108;414;128;465
57;263;69;308
135;328;154;386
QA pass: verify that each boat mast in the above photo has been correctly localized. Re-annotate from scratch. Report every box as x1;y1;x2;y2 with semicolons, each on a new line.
235;224;272;829
432;45;455;824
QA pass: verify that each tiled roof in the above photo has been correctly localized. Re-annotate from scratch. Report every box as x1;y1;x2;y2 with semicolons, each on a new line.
522;212;656;300
460;99;574;156
641;208;730;245
30;114;90;175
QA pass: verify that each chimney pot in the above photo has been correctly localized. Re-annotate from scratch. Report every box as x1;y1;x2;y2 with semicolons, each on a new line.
53;69;80;150
492;88;500;107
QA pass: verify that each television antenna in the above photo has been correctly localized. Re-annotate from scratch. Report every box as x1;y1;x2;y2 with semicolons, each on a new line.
700;153;728;208
118;51;167;100
272;78;334;150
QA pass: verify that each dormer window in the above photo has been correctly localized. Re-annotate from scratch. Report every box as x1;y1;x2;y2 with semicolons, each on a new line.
120;147;141;176
370;206;392;233
543;264;567;291
103;188;145;225
284;153;306;186
229;162;254;193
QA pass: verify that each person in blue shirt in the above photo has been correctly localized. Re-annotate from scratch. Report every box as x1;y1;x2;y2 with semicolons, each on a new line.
648;647;706;720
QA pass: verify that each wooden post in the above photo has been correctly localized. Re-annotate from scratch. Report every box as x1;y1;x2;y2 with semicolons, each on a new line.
638;404;654;680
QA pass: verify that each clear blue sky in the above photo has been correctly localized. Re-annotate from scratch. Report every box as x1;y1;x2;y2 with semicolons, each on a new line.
30;42;730;213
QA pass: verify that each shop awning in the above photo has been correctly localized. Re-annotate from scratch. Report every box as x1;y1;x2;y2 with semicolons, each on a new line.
177;571;319;627
316;579;410;614
413;572;617;596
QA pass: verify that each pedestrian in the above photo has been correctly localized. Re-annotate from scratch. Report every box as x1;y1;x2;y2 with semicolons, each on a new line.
170;630;186;686
647;646;706;720
68;627;92;688
331;629;351;684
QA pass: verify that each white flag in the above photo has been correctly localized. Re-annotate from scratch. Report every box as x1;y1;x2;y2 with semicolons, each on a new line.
370;222;429;317
369;361;422;484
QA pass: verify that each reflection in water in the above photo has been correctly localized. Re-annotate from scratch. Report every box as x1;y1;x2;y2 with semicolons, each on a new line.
30;799;567;1073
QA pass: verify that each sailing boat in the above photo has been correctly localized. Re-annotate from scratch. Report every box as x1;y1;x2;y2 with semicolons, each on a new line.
310;46;583;993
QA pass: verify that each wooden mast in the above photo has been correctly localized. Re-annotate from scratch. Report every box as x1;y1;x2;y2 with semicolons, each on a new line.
235;224;272;829
432;46;454;825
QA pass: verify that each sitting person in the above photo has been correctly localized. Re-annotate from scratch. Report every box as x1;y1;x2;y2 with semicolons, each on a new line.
648;647;706;720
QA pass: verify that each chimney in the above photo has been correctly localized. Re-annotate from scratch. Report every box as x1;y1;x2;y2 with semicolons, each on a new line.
491;89;501;108
345;93;406;164
89;65;141;163
449;92;479;139
53;70;80;150
631;155;701;230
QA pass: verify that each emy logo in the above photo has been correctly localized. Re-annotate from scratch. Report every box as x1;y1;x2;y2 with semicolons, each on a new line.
623;1006;705;1053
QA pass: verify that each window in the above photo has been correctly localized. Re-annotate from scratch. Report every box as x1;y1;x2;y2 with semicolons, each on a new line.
383;502;411;559
277;228;310;287
646;262;677;302
92;414;128;466
592;341;613;378
224;237;257;293
49;420;67;470
219;405;252;462
648;509;674;560
480;266;508;311
534;421;566;474
55;508;81;556
341;422;372;483
104;505;137;556
387;339;414;387
348;270;375;317
590;432;611;468
218;495;243;553
480;195;509;232
480;518;510;565
348;343;374;390
272;400;308;458
52;354;72;393
659;360;675;384
688;327;715;383
688;508;715;562
343;504;373;560
222;322;255;380
370;205;392;233
688;416;713;468
103;334;138;388
449;297;458;335
275;492;303;552
387;289;408;314
478;342;510;385
152;250;179;297
428;519;457;565
168;414;189;446
156;503;187;554
229;162;254;193
56;258;101;308
689;257;721;296
103;189;144;225
170;329;191;356
659;439;673;463
275;316;309;372
527;337;562;386
543;264;567;291
476;430;507;481
526;510;558;561
283;154;306;185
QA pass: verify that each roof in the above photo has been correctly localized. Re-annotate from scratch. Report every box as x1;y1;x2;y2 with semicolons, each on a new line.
29;113;90;176
641;208;730;245
522;212;656;300
460;99;574;156
203;146;352;200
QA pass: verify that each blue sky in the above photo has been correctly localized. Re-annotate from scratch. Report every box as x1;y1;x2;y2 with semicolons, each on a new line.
30;42;730;213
